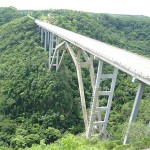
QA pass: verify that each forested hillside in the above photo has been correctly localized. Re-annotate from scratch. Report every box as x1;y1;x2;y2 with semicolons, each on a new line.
0;16;83;149
0;7;23;26
0;8;150;149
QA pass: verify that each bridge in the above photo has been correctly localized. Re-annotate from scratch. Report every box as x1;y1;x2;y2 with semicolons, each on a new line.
35;19;150;144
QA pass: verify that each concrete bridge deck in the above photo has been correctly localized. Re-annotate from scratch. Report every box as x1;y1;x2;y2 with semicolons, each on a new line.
35;20;150;85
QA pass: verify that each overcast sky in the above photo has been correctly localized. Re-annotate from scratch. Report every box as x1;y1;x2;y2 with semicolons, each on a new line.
0;0;150;17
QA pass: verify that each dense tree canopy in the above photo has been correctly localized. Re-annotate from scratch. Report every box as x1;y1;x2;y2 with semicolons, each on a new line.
0;16;83;149
0;7;23;26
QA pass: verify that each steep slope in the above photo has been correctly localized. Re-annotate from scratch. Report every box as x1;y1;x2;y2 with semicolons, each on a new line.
0;17;83;149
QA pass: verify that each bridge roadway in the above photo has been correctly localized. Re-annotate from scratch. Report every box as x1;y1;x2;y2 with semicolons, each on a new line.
35;20;150;86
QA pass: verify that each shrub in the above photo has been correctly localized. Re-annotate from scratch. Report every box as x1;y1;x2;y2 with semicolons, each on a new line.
45;127;61;144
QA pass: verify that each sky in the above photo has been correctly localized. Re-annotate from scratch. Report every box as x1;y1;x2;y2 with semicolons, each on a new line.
0;0;150;17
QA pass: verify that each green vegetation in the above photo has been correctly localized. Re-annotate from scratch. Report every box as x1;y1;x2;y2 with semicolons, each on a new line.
1;133;150;150
0;7;23;26
24;133;150;150
0;16;83;149
0;7;150;149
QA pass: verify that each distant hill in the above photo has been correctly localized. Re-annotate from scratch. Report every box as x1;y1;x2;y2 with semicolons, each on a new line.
0;7;23;26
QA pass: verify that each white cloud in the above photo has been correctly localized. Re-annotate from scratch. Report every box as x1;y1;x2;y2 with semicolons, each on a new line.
0;0;150;17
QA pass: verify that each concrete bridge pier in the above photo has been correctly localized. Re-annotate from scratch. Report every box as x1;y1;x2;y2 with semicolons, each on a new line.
123;79;145;144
